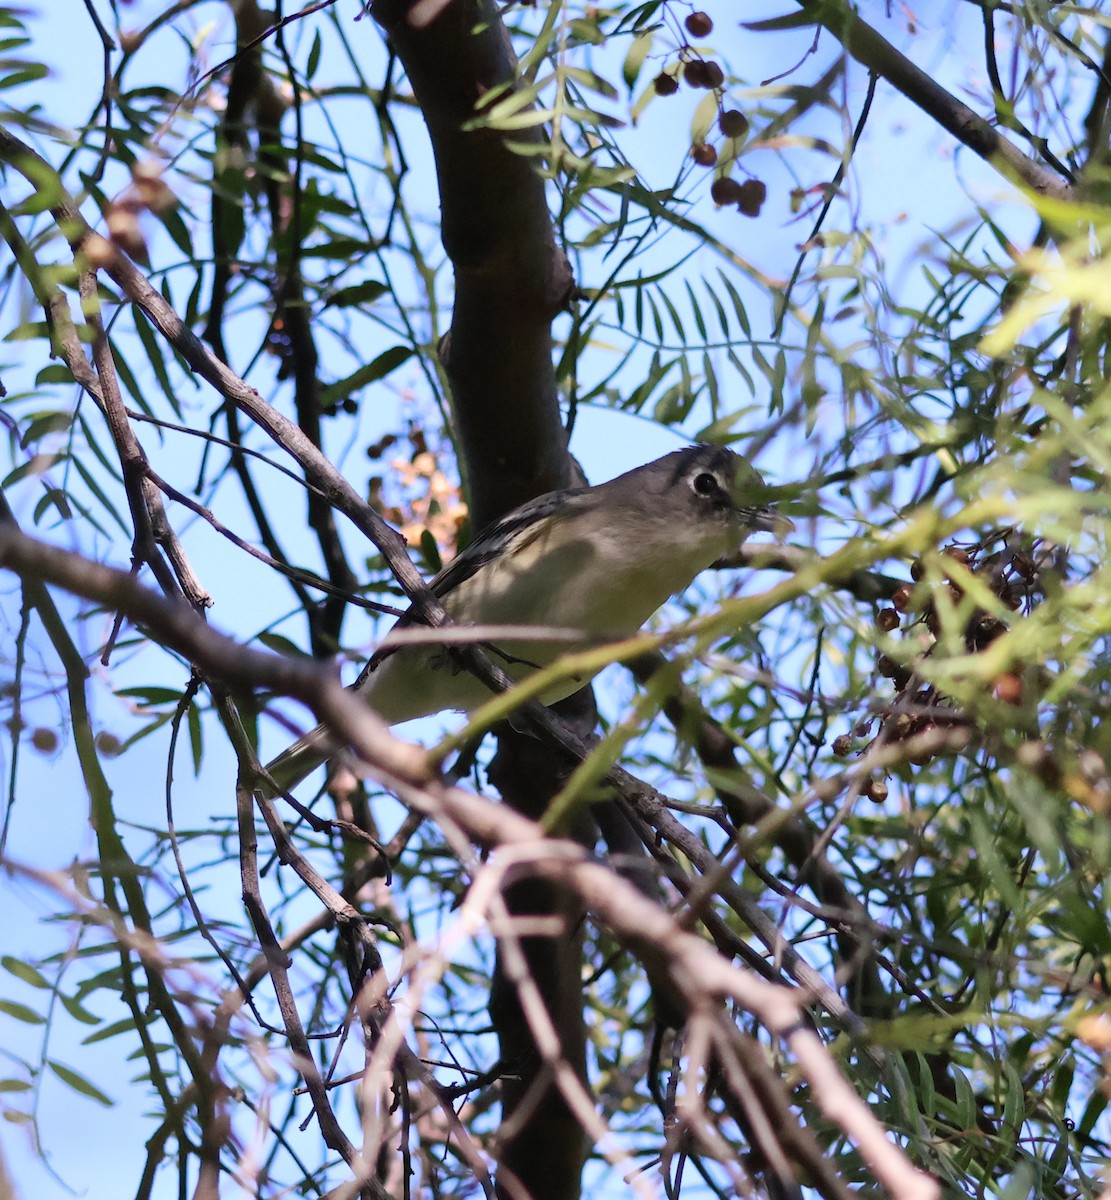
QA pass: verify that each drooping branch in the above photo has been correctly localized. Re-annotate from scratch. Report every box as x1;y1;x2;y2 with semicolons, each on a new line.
794;0;1073;202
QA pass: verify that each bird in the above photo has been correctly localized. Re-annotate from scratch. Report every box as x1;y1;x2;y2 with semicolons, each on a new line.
262;443;785;793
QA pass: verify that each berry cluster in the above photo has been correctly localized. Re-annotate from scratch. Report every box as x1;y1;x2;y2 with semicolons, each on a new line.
835;535;1057;784
650;10;765;216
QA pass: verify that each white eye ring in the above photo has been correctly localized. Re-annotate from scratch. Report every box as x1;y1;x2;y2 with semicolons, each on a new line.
691;471;719;496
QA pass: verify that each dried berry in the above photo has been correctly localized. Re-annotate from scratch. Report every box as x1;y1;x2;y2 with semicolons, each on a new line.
969;614;1006;649
1013;552;1036;581
685;10;713;36
924;602;940;636
832;734;854;757
906;728;936;766
864;777;889;803
719;109;749;139
885;713;915;740
877;655;910;688
992;674;1023;705
876;608;900;632
736;177;766;216
30;727;58;753
710;176;744;206
95;731;122;757
683;59;711;88
910;559;925;581
692;142;718;167
891;585;913;613
703;61;725;88
653;71;680;96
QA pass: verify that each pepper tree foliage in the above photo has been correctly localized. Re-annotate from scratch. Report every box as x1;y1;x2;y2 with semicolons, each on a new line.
0;0;1110;1198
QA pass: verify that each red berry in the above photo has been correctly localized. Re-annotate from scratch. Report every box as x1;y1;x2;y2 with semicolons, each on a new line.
891;585;913;613
685;10;713;36
30;727;58;753
692;142;717;167
710;177;744;206
876;608;900;632
719;109;749;138
736;177;766;216
683;59;710;88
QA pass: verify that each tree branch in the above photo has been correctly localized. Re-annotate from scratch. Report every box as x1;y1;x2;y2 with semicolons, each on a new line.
370;0;575;526
796;0;1072;201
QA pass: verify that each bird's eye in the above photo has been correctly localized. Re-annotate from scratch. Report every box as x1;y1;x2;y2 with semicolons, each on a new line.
692;472;719;496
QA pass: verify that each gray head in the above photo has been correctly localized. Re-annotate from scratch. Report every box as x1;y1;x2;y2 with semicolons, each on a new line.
604;443;783;537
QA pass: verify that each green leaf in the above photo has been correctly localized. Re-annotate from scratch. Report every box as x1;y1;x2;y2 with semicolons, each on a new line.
3;452;65;487
59;993;100;1026
48;1060;113;1106
306;28;322;79
622;32;652;92
256;631;305;656
187;702;202;775
0;999;46;1025
419;528;442;574
327;281;388;309
319;345;413;408
81;1017;138;1045
742;10;818;31
1;957;49;989
32;486;73;523
34;364;75;386
116;686;186;705
20;410;72;446
131;310;182;418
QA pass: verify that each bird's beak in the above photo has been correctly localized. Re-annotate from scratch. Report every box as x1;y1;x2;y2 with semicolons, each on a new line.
749;506;795;540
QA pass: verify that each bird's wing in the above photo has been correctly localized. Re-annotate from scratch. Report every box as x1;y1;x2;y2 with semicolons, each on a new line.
351;488;589;689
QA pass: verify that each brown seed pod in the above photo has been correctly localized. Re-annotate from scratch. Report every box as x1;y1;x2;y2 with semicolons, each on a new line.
910;559;925;582
943;545;971;565
703;61;725;88
832;734;854;757
653;71;679;96
685;10;714;36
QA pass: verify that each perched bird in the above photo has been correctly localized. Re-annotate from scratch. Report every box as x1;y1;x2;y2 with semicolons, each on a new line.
264;443;784;792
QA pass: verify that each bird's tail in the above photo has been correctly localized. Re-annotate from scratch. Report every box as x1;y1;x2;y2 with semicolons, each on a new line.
260;724;337;797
